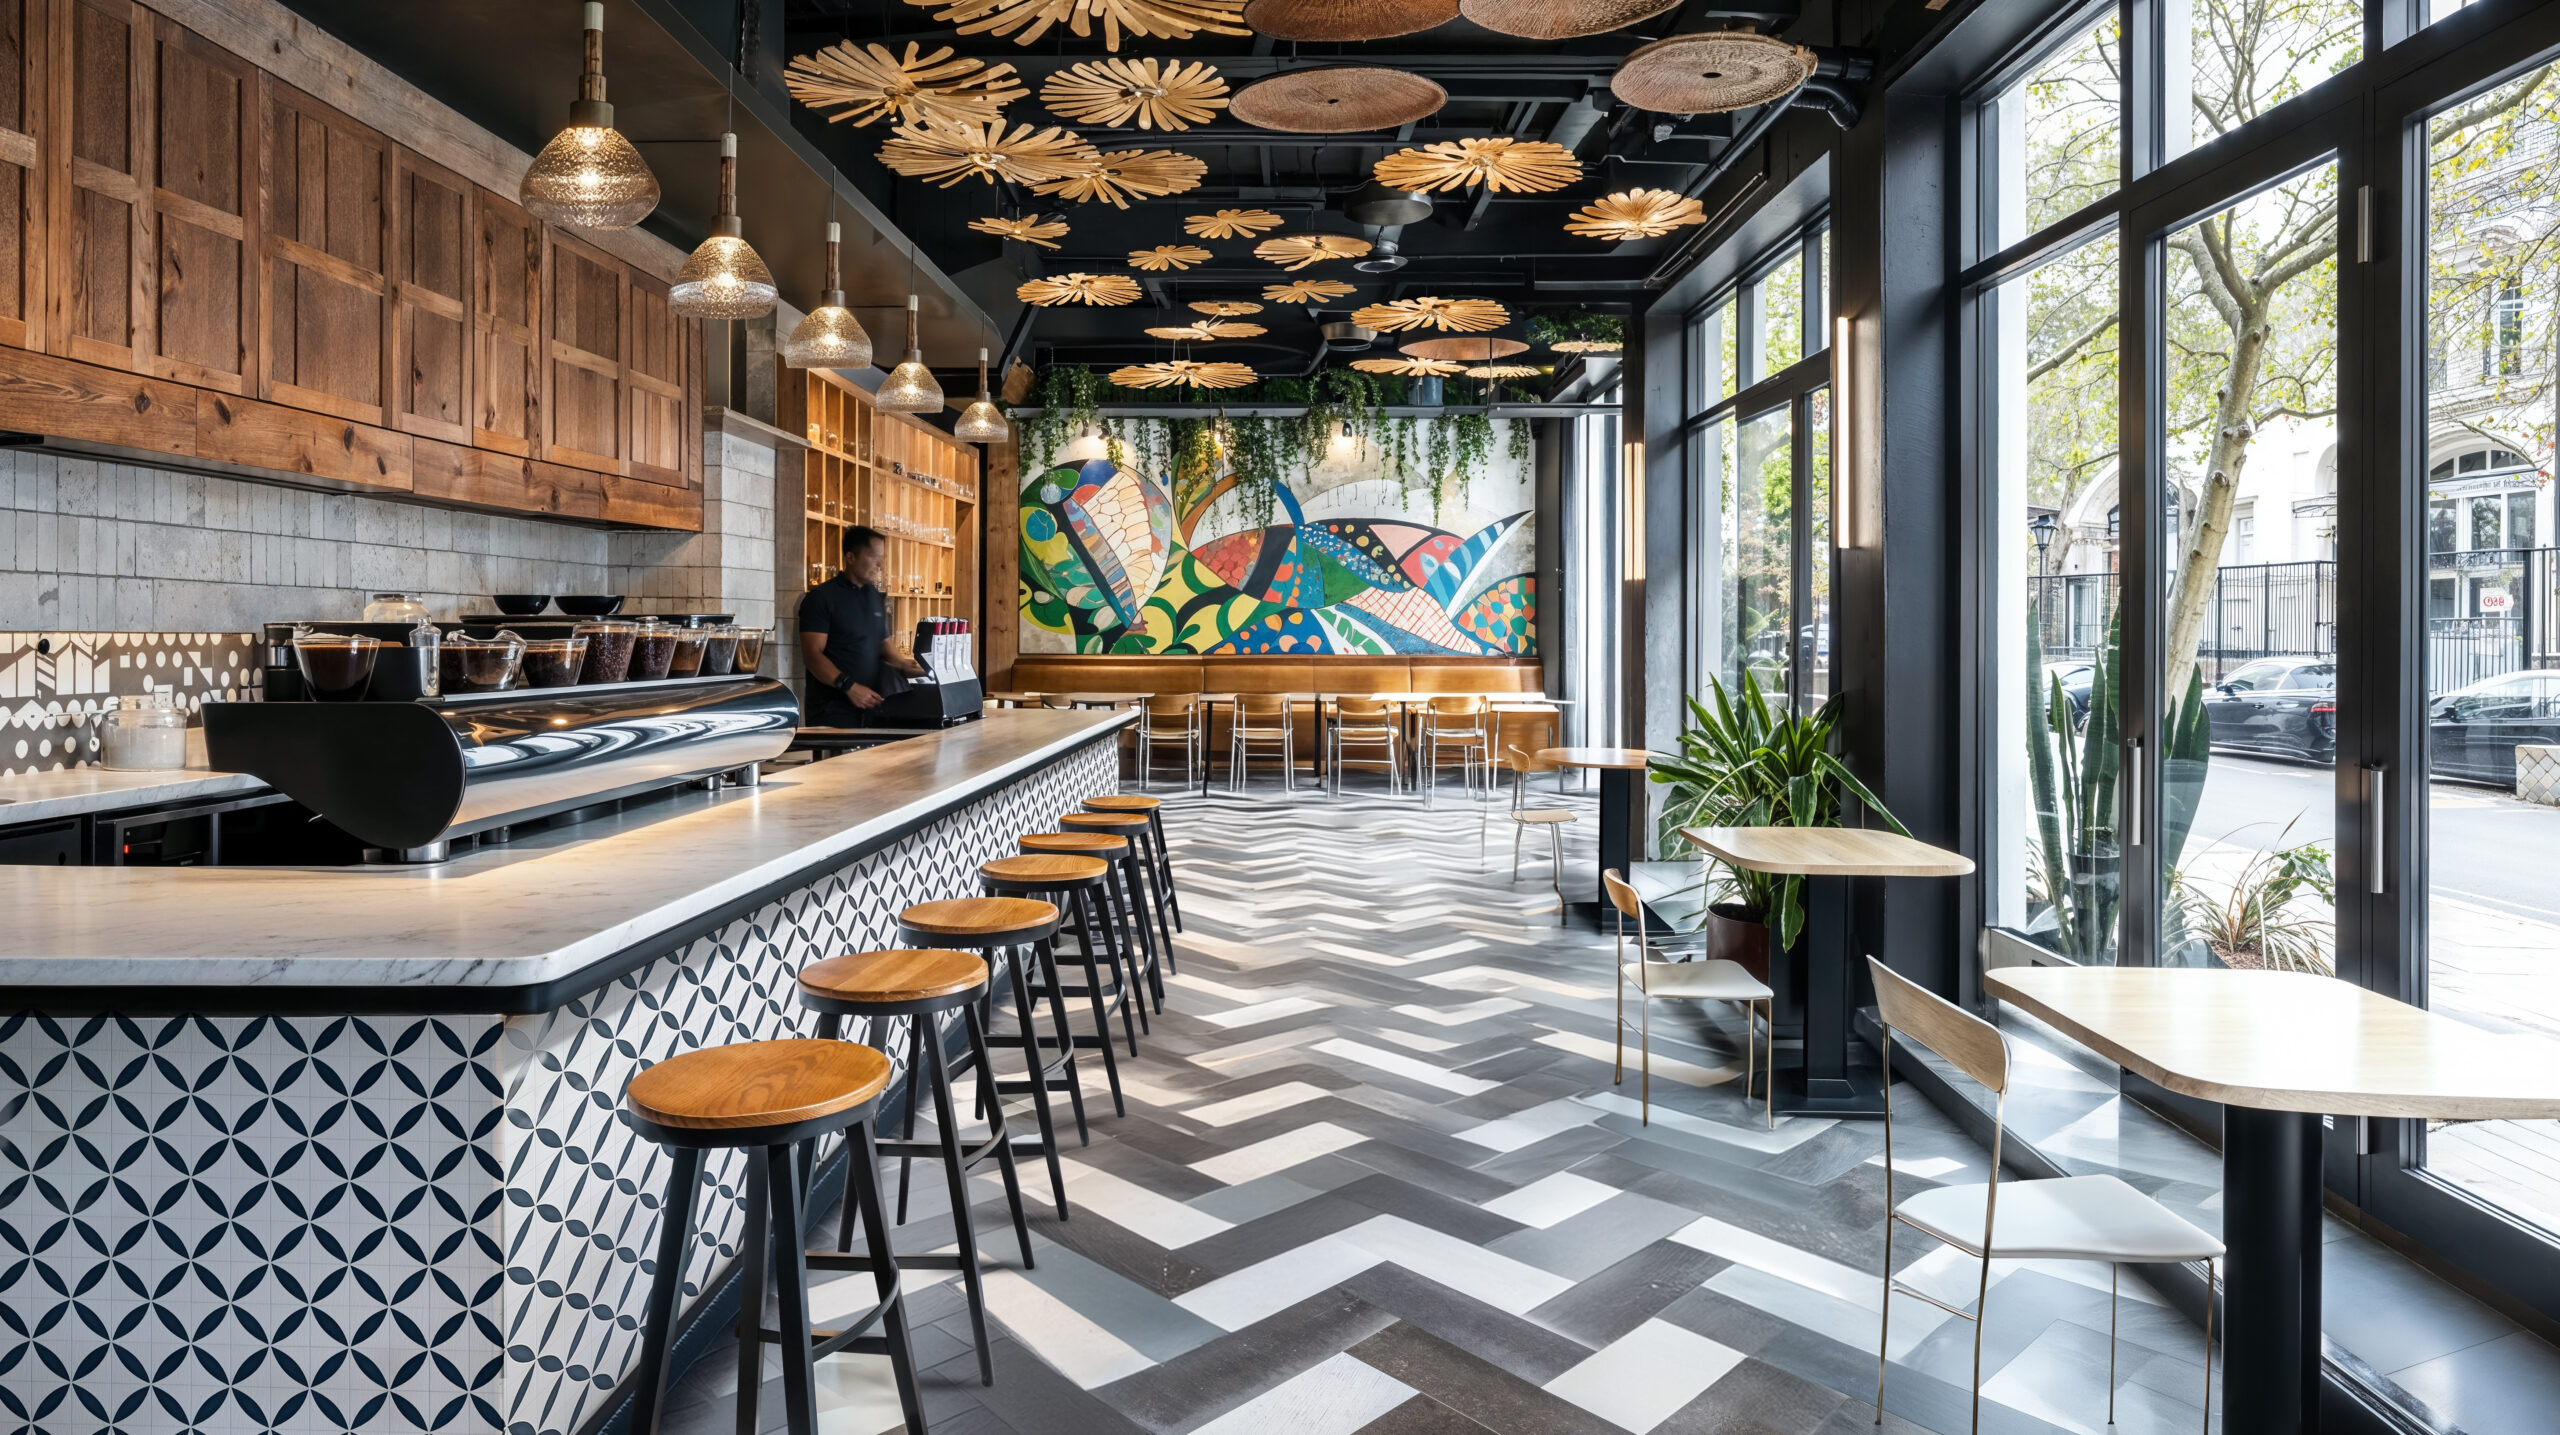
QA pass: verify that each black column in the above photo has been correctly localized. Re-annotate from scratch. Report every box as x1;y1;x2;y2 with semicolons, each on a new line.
2223;1104;2325;1435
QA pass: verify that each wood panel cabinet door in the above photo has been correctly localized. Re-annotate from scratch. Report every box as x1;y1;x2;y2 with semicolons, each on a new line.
144;20;253;393
0;0;44;352
625;272;691;487
470;186;539;456
388;147;468;443
257;78;387;427
46;0;148;371
543;228;623;474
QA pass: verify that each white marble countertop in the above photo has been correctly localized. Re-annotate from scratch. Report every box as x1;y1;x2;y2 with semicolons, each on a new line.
0;708;1128;997
0;761;268;825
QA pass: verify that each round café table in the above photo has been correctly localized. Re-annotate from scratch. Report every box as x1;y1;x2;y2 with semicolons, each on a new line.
1534;747;1654;924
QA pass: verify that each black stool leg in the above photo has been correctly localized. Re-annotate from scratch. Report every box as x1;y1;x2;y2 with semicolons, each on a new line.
921;1026;996;1385
1068;894;1128;1116
968;1001;1036;1268
1132;851;1177;982
1003;941;1071;1217
628;1145;701;1435
765;1143;821;1435
735;1150;772;1435
895;1016;922;1225
1116;857;1167;1010
847;1119;928;1434
1033;936;1091;1143
1086;886;1140;1054
1150;811;1183;933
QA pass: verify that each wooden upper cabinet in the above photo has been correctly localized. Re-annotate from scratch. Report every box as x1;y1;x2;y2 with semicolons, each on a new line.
544;229;623;474
145;20;254;392
469;186;539;456
389;147;468;443
47;0;147;371
258;78;387;426
0;0;44;352
625;273;690;487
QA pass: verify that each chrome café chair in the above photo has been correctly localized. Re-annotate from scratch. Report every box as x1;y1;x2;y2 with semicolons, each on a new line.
1602;869;1771;1127
1327;696;1404;796
1137;693;1202;791
1492;745;1575;916
1417;695;1490;806
1228;692;1295;793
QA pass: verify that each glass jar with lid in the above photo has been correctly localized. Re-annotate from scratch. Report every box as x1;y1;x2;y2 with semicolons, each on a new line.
101;692;188;770
362;592;430;624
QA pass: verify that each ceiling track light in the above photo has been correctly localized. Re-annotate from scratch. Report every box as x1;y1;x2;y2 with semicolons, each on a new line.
519;2;660;230
877;295;946;413
955;347;1010;443
783;221;874;369
670;133;778;319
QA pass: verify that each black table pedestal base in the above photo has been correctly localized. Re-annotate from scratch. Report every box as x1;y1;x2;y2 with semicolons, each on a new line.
2224;1105;2323;1435
1771;1063;1887;1118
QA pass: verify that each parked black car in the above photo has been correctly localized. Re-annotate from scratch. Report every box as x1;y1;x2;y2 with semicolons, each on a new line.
2201;656;2337;764
2429;671;2560;788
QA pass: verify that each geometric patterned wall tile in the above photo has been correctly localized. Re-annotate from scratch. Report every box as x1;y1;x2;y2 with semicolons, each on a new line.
0;631;262;774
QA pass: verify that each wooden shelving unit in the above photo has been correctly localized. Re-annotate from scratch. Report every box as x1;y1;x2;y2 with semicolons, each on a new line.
779;367;981;645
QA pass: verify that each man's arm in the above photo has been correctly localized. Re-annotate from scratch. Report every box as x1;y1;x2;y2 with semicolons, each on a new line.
884;636;925;676
799;629;880;709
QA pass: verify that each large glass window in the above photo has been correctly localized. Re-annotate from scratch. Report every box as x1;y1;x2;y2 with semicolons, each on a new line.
1730;406;1794;699
2174;0;2362;160
1988;8;2121;250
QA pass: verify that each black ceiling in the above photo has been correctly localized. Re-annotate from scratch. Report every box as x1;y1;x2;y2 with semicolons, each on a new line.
278;0;1830;386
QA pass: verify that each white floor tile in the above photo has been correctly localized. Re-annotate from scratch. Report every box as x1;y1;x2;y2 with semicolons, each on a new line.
1186;1080;1332;1128
1670;1211;1884;1309
1391;997;1533;1026
978;1267;1158;1388
1458;1096;1605;1153
1174;1236;1384;1331
1189;1351;1417;1435
1539;1029;1738;1087
1311;1037;1497;1096
1544;1317;1746;1432
1481;1171;1622;1229
1337;1214;1574;1313
1195;1120;1368;1185
1062;1159;1235;1248
1203;996;1333;1029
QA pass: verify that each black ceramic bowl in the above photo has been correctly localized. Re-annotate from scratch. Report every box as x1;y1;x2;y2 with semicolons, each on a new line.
491;594;553;616
554;595;628;617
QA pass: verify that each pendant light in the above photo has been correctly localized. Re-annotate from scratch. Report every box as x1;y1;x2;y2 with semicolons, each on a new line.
521;3;660;229
876;296;945;413
670;133;778;318
783;220;874;368
954;348;1009;442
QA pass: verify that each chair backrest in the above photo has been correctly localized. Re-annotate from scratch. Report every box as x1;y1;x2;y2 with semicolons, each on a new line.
1428;694;1484;717
1040;693;1077;709
1237;693;1289;719
1335;696;1394;721
1145;692;1197;717
1601;867;1642;922
1867;956;2009;1095
1508;744;1554;773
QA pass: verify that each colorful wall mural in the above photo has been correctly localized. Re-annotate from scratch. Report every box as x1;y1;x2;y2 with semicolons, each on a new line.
1019;437;1536;656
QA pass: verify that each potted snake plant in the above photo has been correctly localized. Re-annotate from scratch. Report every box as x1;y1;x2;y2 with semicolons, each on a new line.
1647;669;1905;981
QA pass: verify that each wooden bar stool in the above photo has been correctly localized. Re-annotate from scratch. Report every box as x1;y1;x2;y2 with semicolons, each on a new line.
622;1039;925;1435
1081;793;1183;936
798;949;1031;1388
897;896;1080;1220
1060;810;1178;983
1020;832;1163;1014
982;854;1139;1110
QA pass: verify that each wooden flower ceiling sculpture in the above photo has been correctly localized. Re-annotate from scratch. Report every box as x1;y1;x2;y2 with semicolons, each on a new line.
1042;58;1229;131
1184;208;1284;240
1464;364;1542;379
1350;356;1466;376
1550;338;1623;353
785;42;1026;128
1190;299;1265;316
1035;148;1207;206
1128;244;1214;270
1563;188;1709;242
1109;359;1258;388
1351;296;1510;333
1373;137;1582;194
1144;320;1267;340
909;0;1250;51
1263;278;1355;304
879;120;1096;187
968;214;1070;248
1254;234;1372;270
1017;272;1145;305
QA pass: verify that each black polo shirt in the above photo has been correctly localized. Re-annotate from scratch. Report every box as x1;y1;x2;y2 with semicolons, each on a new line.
798;572;892;721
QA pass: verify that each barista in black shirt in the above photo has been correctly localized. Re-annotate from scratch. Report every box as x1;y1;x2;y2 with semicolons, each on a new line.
798;524;924;726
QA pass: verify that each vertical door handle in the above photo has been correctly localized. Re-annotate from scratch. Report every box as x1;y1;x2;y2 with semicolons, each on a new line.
2364;762;2387;895
2124;737;2143;845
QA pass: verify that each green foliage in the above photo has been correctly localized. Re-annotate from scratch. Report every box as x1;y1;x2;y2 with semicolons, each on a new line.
1025;366;1107;472
1527;311;1626;347
1440;410;1494;522
2169;820;2336;974
1647;669;1906;953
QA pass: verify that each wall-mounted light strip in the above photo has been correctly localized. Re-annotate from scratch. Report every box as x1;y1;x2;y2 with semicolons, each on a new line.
1832;314;1852;550
1622;438;1647;580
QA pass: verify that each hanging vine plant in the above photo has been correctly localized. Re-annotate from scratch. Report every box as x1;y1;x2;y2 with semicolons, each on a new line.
1225;413;1287;529
1449;409;1494;519
1027;364;1106;472
1507;416;1530;474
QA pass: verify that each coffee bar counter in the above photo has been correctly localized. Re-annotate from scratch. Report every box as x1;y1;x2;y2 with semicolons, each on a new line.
0;706;1129;1435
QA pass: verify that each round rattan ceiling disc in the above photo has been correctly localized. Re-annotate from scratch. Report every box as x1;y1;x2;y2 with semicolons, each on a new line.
1611;32;1818;115
1243;0;1457;41
1230;67;1447;134
1459;0;1678;40
1399;335;1529;362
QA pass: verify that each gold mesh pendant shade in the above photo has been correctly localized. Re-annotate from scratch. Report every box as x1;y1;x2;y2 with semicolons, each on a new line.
1229;67;1446;134
955;348;1009;442
1458;0;1679;40
783;222;874;369
1241;0;1458;41
521;3;660;230
877;296;945;413
670;134;778;319
1611;32;1818;114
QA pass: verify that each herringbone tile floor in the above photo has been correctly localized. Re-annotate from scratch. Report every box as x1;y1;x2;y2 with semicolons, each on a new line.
664;777;2217;1435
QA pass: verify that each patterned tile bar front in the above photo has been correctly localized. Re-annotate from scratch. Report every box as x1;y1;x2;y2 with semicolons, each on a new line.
0;738;1115;1435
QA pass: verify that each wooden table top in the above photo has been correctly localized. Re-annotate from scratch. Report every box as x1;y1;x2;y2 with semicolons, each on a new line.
1064;692;1151;705
1987;966;2560;1120
1682;826;1975;877
1536;746;1655;770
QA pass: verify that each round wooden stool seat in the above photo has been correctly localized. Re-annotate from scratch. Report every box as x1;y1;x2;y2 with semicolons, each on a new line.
1083;794;1161;813
625;1038;891;1143
1021;831;1130;858
800;949;989;1010
898;895;1060;943
1061;811;1149;832
981;853;1109;889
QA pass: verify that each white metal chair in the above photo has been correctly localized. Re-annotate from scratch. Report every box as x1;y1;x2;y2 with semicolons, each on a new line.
1137;693;1201;790
1868;956;2221;1434
1228;693;1294;792
1327;696;1403;796
1602;869;1771;1128
1496;746;1574;921
1418;695;1490;806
